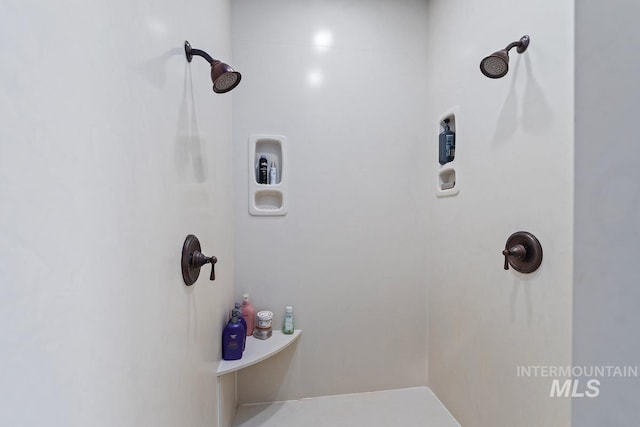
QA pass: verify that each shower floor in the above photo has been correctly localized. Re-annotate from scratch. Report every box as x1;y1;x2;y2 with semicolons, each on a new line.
232;387;459;427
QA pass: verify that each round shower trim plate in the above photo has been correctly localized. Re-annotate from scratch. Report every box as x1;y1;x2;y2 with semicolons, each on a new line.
181;234;202;285
517;35;530;54
184;40;194;62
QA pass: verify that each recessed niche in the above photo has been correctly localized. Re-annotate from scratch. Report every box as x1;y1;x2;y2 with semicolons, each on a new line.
254;190;283;210
439;168;456;190
254;139;282;185
249;134;288;216
436;107;460;197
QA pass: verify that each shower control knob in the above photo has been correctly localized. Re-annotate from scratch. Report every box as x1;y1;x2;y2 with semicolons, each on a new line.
502;231;543;274
503;245;526;270
181;234;218;286
191;251;217;281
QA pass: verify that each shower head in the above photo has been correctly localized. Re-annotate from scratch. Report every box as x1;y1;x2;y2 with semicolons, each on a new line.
210;61;241;93
184;40;242;93
480;50;510;79
480;35;530;79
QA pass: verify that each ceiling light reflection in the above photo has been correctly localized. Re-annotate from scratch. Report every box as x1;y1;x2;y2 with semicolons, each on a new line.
307;70;323;87
313;30;333;49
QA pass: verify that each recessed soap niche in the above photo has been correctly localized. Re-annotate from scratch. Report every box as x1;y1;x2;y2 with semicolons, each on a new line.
254;140;282;185
437;107;460;197
249;135;288;216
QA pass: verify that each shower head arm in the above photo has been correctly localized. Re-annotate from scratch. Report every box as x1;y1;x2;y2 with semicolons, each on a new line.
184;41;216;65
504;41;520;52
504;35;530;54
183;39;242;94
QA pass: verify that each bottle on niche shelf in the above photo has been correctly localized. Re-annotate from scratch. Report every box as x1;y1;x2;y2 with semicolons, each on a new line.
258;155;268;184
269;161;277;185
283;306;294;335
439;118;455;165
241;294;255;336
232;303;247;351
222;311;245;361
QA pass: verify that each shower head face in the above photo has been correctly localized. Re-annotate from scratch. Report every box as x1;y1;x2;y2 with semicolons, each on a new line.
211;61;242;93
480;50;509;79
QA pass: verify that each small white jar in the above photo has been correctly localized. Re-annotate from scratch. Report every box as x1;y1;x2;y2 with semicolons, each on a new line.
256;311;273;329
254;311;273;340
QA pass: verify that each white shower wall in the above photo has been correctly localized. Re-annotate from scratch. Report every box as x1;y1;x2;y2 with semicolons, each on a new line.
425;0;574;426
0;1;235;426
574;0;640;425
231;0;430;403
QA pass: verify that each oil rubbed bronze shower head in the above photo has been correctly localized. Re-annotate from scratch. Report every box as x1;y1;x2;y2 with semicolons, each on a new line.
184;40;242;93
480;35;530;79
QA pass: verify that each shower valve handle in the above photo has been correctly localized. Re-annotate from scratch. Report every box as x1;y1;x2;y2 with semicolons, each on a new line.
502;245;526;270
192;252;217;281
501;231;543;274
181;234;218;286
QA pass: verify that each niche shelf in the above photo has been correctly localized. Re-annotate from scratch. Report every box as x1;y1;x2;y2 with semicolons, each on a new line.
249;134;288;216
216;330;301;376
213;330;302;427
437;107;460;197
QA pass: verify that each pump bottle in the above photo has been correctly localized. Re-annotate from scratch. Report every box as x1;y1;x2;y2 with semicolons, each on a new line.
222;312;245;361
241;294;256;336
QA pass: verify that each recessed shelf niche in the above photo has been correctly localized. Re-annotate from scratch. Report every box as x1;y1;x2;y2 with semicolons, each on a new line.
249;134;288;216
437;107;460;197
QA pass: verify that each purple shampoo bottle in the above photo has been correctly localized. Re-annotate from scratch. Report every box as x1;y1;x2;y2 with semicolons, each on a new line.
233;303;247;351
222;313;245;361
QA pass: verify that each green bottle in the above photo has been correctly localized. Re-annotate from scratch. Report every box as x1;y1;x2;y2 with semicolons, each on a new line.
283;306;294;334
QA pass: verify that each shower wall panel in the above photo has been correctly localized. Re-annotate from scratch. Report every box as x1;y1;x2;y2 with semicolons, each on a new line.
574;0;640;425
231;0;431;404
424;0;574;426
0;1;235;426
